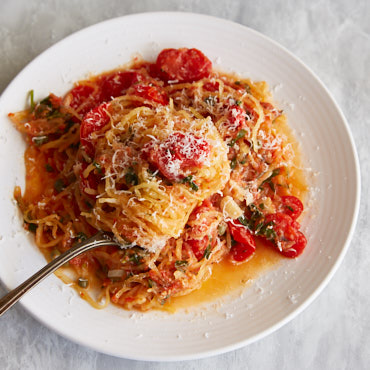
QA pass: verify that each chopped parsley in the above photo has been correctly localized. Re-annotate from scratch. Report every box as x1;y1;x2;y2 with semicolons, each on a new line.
54;178;65;193
125;167;139;186
25;222;37;233
148;278;156;288
129;253;143;265
181;175;199;191
203;239;212;260
32;135;49;146
93;161;103;174
76;232;87;242
29;90;35;111
228;129;246;147
45;163;54;172
230;157;237;170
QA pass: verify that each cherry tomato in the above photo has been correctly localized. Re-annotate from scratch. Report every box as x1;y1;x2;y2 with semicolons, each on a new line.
80;102;110;157
229;241;256;262
100;71;143;101
280;196;304;220
67;84;101;117
228;221;256;262
186;235;211;261
131;83;169;105
156;48;212;83
143;132;210;181
264;213;307;258
280;231;307;258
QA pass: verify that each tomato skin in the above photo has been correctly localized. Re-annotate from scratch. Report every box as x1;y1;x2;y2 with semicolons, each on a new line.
80;102;110;157
186;235;211;261
67;84;101;117
280;196;304;220
156;48;212;83
228;221;256;262
280;231;307;258
100;71;143;101
131;83;169;105
230;241;256;262
264;213;307;258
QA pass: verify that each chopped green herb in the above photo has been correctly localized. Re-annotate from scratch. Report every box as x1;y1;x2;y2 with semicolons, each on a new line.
228;129;246;147
32;135;49;146
76;232;87;242
235;100;242;106
181;175;199;192
54;179;65;193
129;253;143;265
84;200;93;209
148;278;156;288
29;90;35;111
230;157;237;170
285;205;294;212
26;222;37;233
259;203;265;210
203;244;211;260
125;167;139;186
175;260;188;271
45;163;54;172
77;277;89;289
235;81;241;85
93;161;103;174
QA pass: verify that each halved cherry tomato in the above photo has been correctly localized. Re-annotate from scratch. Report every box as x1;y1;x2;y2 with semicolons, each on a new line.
67;84;101;117
228;220;256;262
264;213;306;258
186;235;212;261
100;71;143;101
229;241;256;262
280;231;307;258
131;83;169;105
280;196;304;220
80;102;110;157
143;132;210;181
156;48;212;83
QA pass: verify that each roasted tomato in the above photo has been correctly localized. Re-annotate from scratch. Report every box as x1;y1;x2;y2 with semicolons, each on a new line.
279;195;304;220
66;84;101;118
155;48;212;83
228;220;256;262
80;102;110;157
100;71;143;101
264;213;307;258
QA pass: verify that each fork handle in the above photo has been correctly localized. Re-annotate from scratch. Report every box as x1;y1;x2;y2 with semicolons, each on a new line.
0;231;117;317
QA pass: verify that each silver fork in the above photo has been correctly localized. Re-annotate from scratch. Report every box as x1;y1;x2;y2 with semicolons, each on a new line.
0;231;121;317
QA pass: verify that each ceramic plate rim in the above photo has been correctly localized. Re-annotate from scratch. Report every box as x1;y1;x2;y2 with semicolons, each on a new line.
0;12;361;361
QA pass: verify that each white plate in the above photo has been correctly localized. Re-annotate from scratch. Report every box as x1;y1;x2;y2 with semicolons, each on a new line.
0;12;360;361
